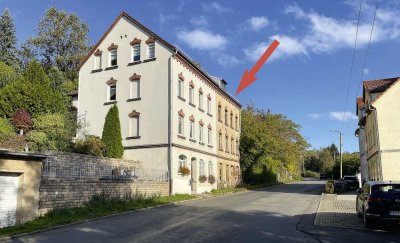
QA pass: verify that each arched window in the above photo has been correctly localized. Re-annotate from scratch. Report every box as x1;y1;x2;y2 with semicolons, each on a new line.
199;160;206;176
178;155;187;170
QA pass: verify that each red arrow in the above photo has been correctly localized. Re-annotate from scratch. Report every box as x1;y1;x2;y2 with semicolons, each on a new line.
235;39;280;95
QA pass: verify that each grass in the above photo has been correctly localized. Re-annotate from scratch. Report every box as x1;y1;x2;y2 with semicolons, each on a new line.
0;194;195;238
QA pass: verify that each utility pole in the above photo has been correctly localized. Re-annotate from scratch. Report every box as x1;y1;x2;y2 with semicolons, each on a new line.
330;130;343;179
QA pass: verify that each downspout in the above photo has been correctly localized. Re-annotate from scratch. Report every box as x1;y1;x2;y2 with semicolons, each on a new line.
369;104;383;180
168;49;178;195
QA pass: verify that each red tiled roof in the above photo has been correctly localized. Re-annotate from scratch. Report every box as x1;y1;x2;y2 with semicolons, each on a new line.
356;97;364;109
363;77;399;93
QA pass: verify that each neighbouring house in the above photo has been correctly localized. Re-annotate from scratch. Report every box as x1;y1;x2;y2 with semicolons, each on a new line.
77;12;241;194
0;150;45;228
355;77;400;181
355;97;368;183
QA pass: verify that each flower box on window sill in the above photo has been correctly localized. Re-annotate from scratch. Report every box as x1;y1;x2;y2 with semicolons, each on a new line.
207;113;213;117
126;98;141;102
189;138;197;143
127;61;142;66
207;145;213;148
198;108;205;112
126;136;141;140
143;57;156;63
178;96;186;102
199;142;205;146
104;101;117;105
105;65;118;71
177;135;186;140
91;68;103;73
178;166;190;176
189;103;196;108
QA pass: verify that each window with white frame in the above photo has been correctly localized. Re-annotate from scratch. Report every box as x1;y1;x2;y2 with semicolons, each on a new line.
236;139;239;155
189;121;194;139
130;80;140;99
207;98;211;114
132;44;140;62
225;135;229;152
108;84;116;101
178;116;184;135
230;113;233;128
235;115;238;130
208;161;213;177
129;117;139;137
178;155;187;171
218;105;221;121
178;79;184;98
147;43;155;59
218;133;222;150
225;108;228;125
199;160;206;176
94;55;101;70
208;127;212;145
199;124;204;142
189;86;194;104
110;49;117;66
198;92;203;109
231;137;234;154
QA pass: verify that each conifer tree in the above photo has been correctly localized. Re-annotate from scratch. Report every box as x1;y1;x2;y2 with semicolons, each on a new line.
101;105;124;158
0;9;19;69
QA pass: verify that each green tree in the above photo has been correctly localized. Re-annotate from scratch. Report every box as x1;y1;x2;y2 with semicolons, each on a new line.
0;117;15;143
101;105;123;158
0;9;19;69
26;7;89;79
0;61;18;88
0;60;66;117
320;149;334;174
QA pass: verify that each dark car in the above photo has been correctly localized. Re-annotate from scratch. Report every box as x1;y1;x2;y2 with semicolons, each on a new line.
356;181;400;228
343;175;359;189
320;173;328;180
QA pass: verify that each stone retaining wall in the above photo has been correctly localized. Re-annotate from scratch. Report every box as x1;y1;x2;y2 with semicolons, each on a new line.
39;179;170;214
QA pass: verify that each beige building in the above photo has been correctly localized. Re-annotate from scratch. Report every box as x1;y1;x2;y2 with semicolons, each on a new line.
356;77;400;181
0;151;44;228
77;12;241;194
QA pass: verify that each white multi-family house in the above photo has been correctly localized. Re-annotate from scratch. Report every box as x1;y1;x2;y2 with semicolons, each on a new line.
77;12;241;194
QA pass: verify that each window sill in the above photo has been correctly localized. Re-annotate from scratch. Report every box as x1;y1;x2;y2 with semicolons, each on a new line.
91;69;103;73
207;113;213;117
143;57;156;63
105;66;118;71
189;138;197;143
127;98;141;102
208;145;213;148
128;60;142;66
126;136;141;140
198;108;205;112
178;96;186;102
104;101;117;105
199;142;205;146
177;135;186;140
189;103;196;108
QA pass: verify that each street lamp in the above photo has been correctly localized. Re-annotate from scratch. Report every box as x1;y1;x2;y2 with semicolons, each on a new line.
330;130;343;178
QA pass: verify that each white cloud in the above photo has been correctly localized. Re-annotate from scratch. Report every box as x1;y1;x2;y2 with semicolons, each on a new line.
329;111;358;121
216;53;240;67
190;16;208;26
248;16;269;31
363;68;369;75
308;113;322;119
159;14;177;25
202;2;232;13
244;35;306;62
177;29;228;50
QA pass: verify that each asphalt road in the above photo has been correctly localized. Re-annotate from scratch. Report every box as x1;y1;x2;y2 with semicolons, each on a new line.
11;180;325;243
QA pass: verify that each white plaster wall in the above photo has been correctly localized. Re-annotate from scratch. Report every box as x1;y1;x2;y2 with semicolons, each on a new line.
78;16;173;150
124;147;168;171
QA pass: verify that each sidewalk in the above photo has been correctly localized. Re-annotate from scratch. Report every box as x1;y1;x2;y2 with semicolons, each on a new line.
314;193;364;230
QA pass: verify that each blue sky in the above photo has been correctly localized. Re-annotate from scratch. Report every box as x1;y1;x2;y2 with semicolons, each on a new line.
2;0;400;152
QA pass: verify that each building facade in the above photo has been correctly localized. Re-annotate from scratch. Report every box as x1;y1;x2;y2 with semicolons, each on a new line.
355;77;400;181
355;97;368;183
77;12;241;194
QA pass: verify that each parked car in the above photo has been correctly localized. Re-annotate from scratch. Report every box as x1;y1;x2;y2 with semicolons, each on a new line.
343;175;359;189
356;181;400;228
320;173;328;180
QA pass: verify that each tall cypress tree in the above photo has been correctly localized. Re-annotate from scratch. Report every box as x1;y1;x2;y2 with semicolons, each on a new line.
101;105;124;158
0;9;19;69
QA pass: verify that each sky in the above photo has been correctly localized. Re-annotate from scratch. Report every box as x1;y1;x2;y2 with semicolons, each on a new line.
1;0;400;152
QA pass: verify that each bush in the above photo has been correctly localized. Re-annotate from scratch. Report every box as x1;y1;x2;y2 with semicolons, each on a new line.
74;135;104;156
27;131;50;151
0;61;18;88
208;175;216;184
199;175;207;183
11;110;31;135
178;166;190;176
301;170;320;178
101;105;123;158
0;117;15;142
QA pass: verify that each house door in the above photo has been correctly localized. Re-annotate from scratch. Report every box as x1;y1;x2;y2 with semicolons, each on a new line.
191;158;197;193
0;174;18;228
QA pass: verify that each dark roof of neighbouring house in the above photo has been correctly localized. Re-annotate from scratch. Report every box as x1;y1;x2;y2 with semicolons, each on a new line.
77;12;241;107
356;97;364;109
363;77;399;93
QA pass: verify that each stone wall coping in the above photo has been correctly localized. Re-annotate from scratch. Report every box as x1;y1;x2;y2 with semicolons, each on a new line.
0;150;47;161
